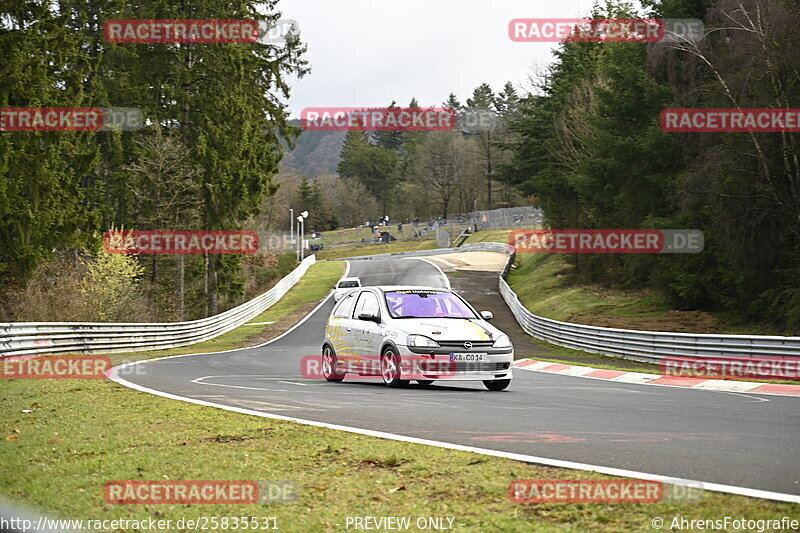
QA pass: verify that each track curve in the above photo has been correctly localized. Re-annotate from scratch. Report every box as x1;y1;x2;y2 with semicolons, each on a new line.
112;258;800;501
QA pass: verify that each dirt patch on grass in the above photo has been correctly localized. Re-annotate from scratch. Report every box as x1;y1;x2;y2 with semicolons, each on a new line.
569;309;725;333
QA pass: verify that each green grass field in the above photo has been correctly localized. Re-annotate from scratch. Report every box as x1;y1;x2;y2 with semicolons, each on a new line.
506;253;671;322
464;229;671;322
460;229;800;381
307;224;432;248
3;367;797;532
315;239;439;260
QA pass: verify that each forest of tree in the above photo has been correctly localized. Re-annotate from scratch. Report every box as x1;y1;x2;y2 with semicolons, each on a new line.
498;0;800;330
0;0;307;320
332;89;528;223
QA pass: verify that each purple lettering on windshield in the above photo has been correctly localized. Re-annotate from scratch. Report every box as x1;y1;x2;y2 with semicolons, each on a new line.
384;291;477;319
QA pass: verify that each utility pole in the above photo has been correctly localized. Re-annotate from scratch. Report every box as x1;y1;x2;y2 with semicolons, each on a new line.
486;130;492;210
297;210;308;260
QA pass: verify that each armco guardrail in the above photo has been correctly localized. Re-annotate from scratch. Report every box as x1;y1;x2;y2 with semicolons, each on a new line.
336;238;800;362
367;237;800;362
443;240;800;363
500;278;800;363
0;255;317;358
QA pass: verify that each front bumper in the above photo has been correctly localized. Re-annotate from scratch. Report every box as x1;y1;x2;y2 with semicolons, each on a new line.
396;344;514;381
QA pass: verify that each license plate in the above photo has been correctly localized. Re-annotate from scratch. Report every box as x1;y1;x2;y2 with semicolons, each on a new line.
449;352;487;362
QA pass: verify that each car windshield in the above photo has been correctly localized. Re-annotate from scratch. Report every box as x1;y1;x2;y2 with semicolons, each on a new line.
338;281;359;288
384;290;477;319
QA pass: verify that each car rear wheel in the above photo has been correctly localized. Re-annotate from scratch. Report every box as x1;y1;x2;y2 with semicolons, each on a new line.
381;348;409;388
322;345;345;382
483;379;510;391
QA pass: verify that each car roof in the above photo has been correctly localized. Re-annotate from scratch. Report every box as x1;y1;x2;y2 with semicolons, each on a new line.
338;277;361;282
366;285;451;293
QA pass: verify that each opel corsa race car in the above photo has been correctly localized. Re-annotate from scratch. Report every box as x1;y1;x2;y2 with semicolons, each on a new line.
321;286;513;390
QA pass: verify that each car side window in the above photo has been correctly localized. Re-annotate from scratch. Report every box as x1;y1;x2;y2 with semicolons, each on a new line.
333;293;356;318
353;291;379;319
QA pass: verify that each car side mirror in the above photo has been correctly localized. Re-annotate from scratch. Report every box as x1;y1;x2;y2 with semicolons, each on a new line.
480;311;493;321
358;312;380;323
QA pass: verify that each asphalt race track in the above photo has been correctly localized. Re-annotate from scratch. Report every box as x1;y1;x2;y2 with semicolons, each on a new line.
114;258;800;501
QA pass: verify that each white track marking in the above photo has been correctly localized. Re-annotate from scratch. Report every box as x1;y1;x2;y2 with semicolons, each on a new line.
712;391;770;402
110;368;800;503
109;292;335;371
417;258;451;289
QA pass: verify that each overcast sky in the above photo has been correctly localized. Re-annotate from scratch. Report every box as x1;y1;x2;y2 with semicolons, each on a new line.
276;0;614;116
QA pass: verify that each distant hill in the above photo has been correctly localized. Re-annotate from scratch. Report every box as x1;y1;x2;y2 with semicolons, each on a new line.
279;121;345;177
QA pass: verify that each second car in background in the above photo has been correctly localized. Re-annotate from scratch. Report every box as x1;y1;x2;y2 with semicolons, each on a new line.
333;277;362;301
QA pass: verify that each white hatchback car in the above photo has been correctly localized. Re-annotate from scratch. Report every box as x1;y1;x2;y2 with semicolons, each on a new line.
333;277;362;301
322;286;513;390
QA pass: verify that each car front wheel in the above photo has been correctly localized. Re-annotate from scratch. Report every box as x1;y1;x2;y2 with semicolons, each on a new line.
322;345;345;382
381;348;409;388
483;379;510;391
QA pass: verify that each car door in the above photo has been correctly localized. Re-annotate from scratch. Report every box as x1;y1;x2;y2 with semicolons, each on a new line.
328;291;358;369
350;290;382;374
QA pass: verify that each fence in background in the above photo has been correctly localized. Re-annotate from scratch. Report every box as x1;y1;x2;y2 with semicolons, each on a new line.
411;206;543;242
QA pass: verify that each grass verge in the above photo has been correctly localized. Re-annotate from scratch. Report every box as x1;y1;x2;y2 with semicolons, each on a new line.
315;239;438;260
464;230;780;335
2;377;797;532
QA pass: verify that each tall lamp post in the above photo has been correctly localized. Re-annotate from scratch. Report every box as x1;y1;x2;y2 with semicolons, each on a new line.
290;208;294;245
297;210;308;260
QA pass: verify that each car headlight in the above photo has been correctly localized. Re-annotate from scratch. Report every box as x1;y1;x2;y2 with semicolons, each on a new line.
407;335;440;348
493;334;512;348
